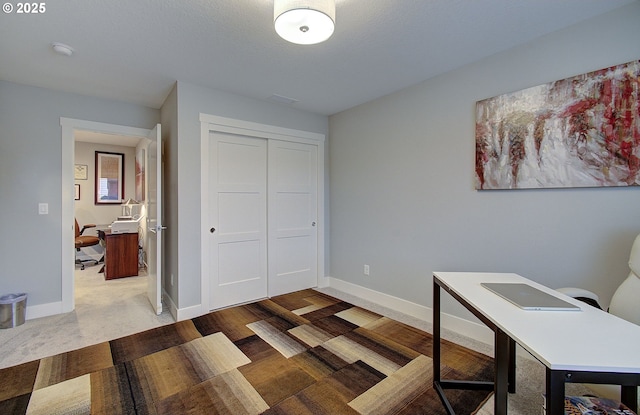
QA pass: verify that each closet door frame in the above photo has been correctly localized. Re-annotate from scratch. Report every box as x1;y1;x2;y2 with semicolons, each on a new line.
199;114;325;313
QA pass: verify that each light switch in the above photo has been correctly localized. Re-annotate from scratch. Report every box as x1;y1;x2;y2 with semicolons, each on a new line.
38;203;48;215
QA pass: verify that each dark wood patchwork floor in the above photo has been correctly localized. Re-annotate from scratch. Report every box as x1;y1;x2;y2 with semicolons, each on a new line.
0;289;494;415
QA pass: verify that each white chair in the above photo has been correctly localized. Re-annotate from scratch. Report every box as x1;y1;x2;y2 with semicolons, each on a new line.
559;234;640;406
558;233;640;325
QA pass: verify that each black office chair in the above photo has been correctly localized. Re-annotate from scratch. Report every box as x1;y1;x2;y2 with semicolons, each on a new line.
75;219;100;269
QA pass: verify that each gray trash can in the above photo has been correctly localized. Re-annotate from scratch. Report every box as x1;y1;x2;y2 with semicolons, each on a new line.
0;293;27;329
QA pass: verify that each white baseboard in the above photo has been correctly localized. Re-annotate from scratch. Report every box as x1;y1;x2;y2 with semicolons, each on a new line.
25;301;63;320
163;290;207;322
317;275;331;288
163;290;178;321
176;303;205;321
162;276;492;345
325;277;493;345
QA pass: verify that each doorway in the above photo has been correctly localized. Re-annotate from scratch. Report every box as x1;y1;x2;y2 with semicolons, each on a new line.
61;118;159;314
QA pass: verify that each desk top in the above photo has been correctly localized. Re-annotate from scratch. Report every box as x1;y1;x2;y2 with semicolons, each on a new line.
434;272;640;373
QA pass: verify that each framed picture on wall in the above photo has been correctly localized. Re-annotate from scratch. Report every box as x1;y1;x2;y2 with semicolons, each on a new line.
74;164;88;180
135;148;145;202
74;184;80;201
475;59;640;190
95;151;124;204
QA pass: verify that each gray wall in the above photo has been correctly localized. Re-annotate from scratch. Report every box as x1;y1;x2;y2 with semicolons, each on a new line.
328;2;640;319
166;81;328;310
0;80;158;306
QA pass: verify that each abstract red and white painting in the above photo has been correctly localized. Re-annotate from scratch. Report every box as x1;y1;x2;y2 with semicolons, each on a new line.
475;60;640;190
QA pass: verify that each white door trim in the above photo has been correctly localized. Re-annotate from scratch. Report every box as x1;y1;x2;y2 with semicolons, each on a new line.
199;114;325;144
60;117;152;313
199;114;325;314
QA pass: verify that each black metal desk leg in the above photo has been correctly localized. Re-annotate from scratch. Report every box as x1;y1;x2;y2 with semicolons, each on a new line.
432;276;504;414
508;337;516;393
621;385;638;413
433;280;441;384
545;368;565;415
433;280;457;414
494;329;510;415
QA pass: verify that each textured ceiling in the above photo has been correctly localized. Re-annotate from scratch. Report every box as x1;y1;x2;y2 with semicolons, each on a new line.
0;0;635;115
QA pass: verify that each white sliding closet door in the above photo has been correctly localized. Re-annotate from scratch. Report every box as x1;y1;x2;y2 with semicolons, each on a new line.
268;140;318;296
209;132;268;310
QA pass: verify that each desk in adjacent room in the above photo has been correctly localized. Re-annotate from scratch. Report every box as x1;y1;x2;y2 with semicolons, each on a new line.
98;229;138;280
433;271;640;415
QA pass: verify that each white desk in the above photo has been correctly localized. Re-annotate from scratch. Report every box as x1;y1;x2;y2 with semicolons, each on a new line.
433;272;640;415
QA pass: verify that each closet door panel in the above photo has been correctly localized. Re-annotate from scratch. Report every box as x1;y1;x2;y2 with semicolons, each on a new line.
209;132;267;309
268;141;318;296
218;241;262;285
218;192;263;239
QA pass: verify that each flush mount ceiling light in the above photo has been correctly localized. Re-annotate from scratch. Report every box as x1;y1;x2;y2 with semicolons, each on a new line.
274;0;335;45
51;42;74;56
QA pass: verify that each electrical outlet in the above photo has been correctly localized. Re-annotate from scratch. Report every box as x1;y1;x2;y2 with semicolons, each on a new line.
364;264;370;276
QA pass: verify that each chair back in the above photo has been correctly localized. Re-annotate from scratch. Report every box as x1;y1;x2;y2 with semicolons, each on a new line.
628;233;640;278
609;234;640;325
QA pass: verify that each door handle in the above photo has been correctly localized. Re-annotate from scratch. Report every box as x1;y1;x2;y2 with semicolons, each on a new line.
149;225;166;234
311;222;316;227
210;227;216;233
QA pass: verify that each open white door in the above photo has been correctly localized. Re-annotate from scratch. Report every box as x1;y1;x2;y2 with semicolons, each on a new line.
146;124;163;315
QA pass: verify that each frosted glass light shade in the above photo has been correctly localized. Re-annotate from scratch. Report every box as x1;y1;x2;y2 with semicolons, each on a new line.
274;0;335;45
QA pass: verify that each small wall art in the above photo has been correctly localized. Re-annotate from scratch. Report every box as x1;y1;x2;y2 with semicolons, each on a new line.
74;164;88;180
475;60;640;190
